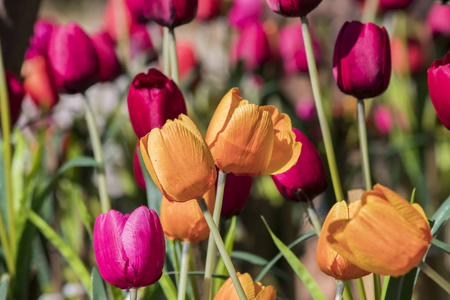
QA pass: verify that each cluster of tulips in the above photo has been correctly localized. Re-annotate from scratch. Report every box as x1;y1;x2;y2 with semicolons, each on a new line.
1;0;450;299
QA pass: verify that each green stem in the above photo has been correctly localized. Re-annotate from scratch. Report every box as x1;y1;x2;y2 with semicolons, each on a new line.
188;245;200;300
418;261;450;294
129;287;138;300
163;27;170;77
169;239;180;287
82;95;111;213
168;28;180;85
178;241;190;300
300;16;344;202
344;281;354;300
356;278;367;300
197;198;247;300
356;99;372;191
203;171;227;300
306;198;322;236
336;280;345;300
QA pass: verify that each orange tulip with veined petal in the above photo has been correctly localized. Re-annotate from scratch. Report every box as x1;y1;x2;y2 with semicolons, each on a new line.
206;88;301;176
327;184;432;277
140;114;217;202
214;272;276;300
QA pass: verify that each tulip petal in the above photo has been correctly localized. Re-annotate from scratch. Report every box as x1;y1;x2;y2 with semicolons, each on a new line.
140;134;164;194
260;105;292;132
265;130;302;174
256;286;277;300
175;114;206;146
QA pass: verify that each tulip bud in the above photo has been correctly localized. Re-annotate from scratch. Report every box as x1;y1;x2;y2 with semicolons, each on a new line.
214;272;276;299
145;0;198;29
47;23;100;94
4;72;24;127
129;25;157;61
428;53;450;130
94;206;166;289
161;185;215;243
427;4;450;37
133;141;146;189
228;0;263;28
91;31;122;82
125;0;147;23
26;20;55;59
333;21;391;99
127;68;187;138
265;0;322;18
221;173;252;218
197;0;222;21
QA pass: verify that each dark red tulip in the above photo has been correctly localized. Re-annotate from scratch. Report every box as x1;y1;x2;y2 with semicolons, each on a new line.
129;24;157;61
333;21;391;99
127;68;187;138
91;31;122;82
271;128;328;202
265;0;322;17
145;0;198;29
379;0;413;11
197;0;222;21
428;53;450;130
427;4;450;37
4;72;24;127
228;0;262;28
26;20;56;59
221;173;252;218
47;23;99;94
134;141;146;189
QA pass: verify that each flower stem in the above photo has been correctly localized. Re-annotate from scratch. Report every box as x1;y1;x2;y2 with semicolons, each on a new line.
169;239;180;287
300;16;344;203
203;171;227;300
197;198;247;300
356;278;367;300
356;99;372;191
418;261;450;294
129;287;138;300
168;28;180;85
306;199;322;236
344;281;354;300
178;241;190;300
336;280;345;300
163;27;170;77
82;95;111;213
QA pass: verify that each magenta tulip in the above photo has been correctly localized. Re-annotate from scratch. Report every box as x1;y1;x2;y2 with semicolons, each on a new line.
379;0;413;11
373;105;392;134
129;24;157;61
91;31;122;82
197;0;222;21
126;0;147;23
145;0;198;29
271;128;327;202
427;4;450;37
94;206;165;289
26;20;55;59
428;53;450;130
4;72;24;127
295;97;317;122
133;142;146;189
221;173;252;218
127;68;187;138
47;23;99;94
333;21;391;99
228;0;263;28
265;0;322;17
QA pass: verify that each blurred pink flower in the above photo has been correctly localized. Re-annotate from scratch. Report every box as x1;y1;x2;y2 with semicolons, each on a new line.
145;0;198;29
373;105;392;134
428;53;450;130
228;0;263;28
4;72;24;127
427;3;450;37
133;141;146;189
295;98;317;121
197;0;222;21
129;24;157;61
265;0;322;17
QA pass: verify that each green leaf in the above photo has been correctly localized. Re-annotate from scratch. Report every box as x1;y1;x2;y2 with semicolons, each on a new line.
57;156;102;175
92;267;108;300
76;189;94;240
11;130;25;213
261;217;326;300
159;271;177;300
431;239;450;254
0;274;9;300
430;195;450;237
231;251;268;266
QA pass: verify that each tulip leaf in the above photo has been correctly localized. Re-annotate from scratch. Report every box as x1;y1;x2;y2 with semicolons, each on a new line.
230;251;268;266
261;217;326;300
91;267;108;300
0;274;9;300
159;271;177;300
57;156;103;175
431;239;450;254
430;195;450;237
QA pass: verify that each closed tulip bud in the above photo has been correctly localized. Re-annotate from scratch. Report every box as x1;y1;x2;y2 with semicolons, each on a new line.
265;0;322;17
206;88;302;176
316;200;371;280
145;0;198;29
214;272;276;299
91;31;122;82
221;173;252;218
127;68;186;138
333;21;391;99
428;53;450;130
327;184;432;276
21;55;59;110
140;114;217;202
94;206;166;289
47;23;99;94
26;20;55;59
271;128;327;202
427;4;450;37
129;25;157;62
161;185;215;243
133;142;146;189
4;72;24;127
228;0;263;28
197;0;222;21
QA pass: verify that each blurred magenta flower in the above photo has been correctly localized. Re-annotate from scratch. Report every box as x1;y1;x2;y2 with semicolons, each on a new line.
129;24;157;61
145;0;198;29
295;97;317;121
333;21;391;99
373;105;392;134
91;31;122;82
221;173;252;218
428;53;450;130
4;72;24;127
271;128;328;202
133;141;146;189
177;40;199;84
279;22;321;74
126;0;148;23
197;0;222;20
103;0;136;42
127;68;186;138
265;0;322;17
379;0;413;11
228;0;263;28
47;23;99;94
26;20;56;59
94;206;165;289
427;4;450;37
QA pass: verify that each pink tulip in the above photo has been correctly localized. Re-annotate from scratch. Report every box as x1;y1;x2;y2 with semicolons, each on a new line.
4;72;24;127
133;141;146;189
129;24;157;61
373;105;392;134
145;0;198;29
197;0;222;21
265;0;322;17
428;53;450;130
94;206;165;289
295;97;317;121
177;40;198;83
228;0;263;28
91;31;122;82
427;4;450;37
26;20;56;59
221;173;252;218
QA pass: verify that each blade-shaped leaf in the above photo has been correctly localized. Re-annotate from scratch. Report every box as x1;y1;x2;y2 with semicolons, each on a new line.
159;272;177;300
92;267;108;300
430;195;450;237
231;251;268;266
431;239;450;255
0;274;9;300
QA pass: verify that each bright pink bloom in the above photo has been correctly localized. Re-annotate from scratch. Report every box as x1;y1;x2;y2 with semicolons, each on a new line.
373;105;392;134
145;0;198;29
295;98;317;121
94;206;165;289
427;4;450;37
133;141;146;189
129;24;157;61
333;21;391;99
4;72;24;127
265;0;322;17
428;53;450;130
126;0;147;23
271;128;327;202
221;173;252;218
197;0;222;20
26;20;56;59
228;0;263;28
91;31;122;82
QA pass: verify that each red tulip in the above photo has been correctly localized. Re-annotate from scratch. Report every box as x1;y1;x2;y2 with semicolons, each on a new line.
228;0;263;28
333;21;391;99
197;0;222;21
428;53;450;130
145;0;198;29
4;72;24;127
221;173;252;218
133;141;146;189
129;24;157;61
265;0;322;17
91;31;122;82
427;4;450;37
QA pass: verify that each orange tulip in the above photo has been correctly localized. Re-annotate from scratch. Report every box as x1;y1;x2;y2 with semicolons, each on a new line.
160;185;215;243
327;184;432;277
140;114;217;202
316;200;371;280
206;88;301;176
214;272;276;300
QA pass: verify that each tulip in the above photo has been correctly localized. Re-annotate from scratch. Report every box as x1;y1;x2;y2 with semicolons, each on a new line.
26;20;56;59
197;0;222;21
133;141;146;189
427;4;450;37
140;114;217;202
295;98;317;121
126;0;147;23
333;21;391;99
129;25;157;61
103;0;136;42
373;105;392;134
265;0;322;18
206;88;301;176
271;128;327;202
94;206;166;289
214;272;276;299
177;40;198;83
228;0;263;28
428;53;450;130
47;23;100;94
221;173;252;218
91;31;122;82
4;72;24;127
316;200;371;280
160;185;215;243
378;0;413;11
127;68;186;138
391;37;426;76
145;0;198;29
327;184;432;276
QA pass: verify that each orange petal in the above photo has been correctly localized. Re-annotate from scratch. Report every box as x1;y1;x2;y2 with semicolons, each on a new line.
139;133;164;195
256;285;276;300
265;130;302;174
260;105;292;133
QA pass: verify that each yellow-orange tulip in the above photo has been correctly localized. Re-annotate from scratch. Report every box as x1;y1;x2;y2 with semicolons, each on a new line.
214;272;276;300
160;185;215;243
140;114;217;202
206;88;301;176
316;200;371;280
327;184;432;277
